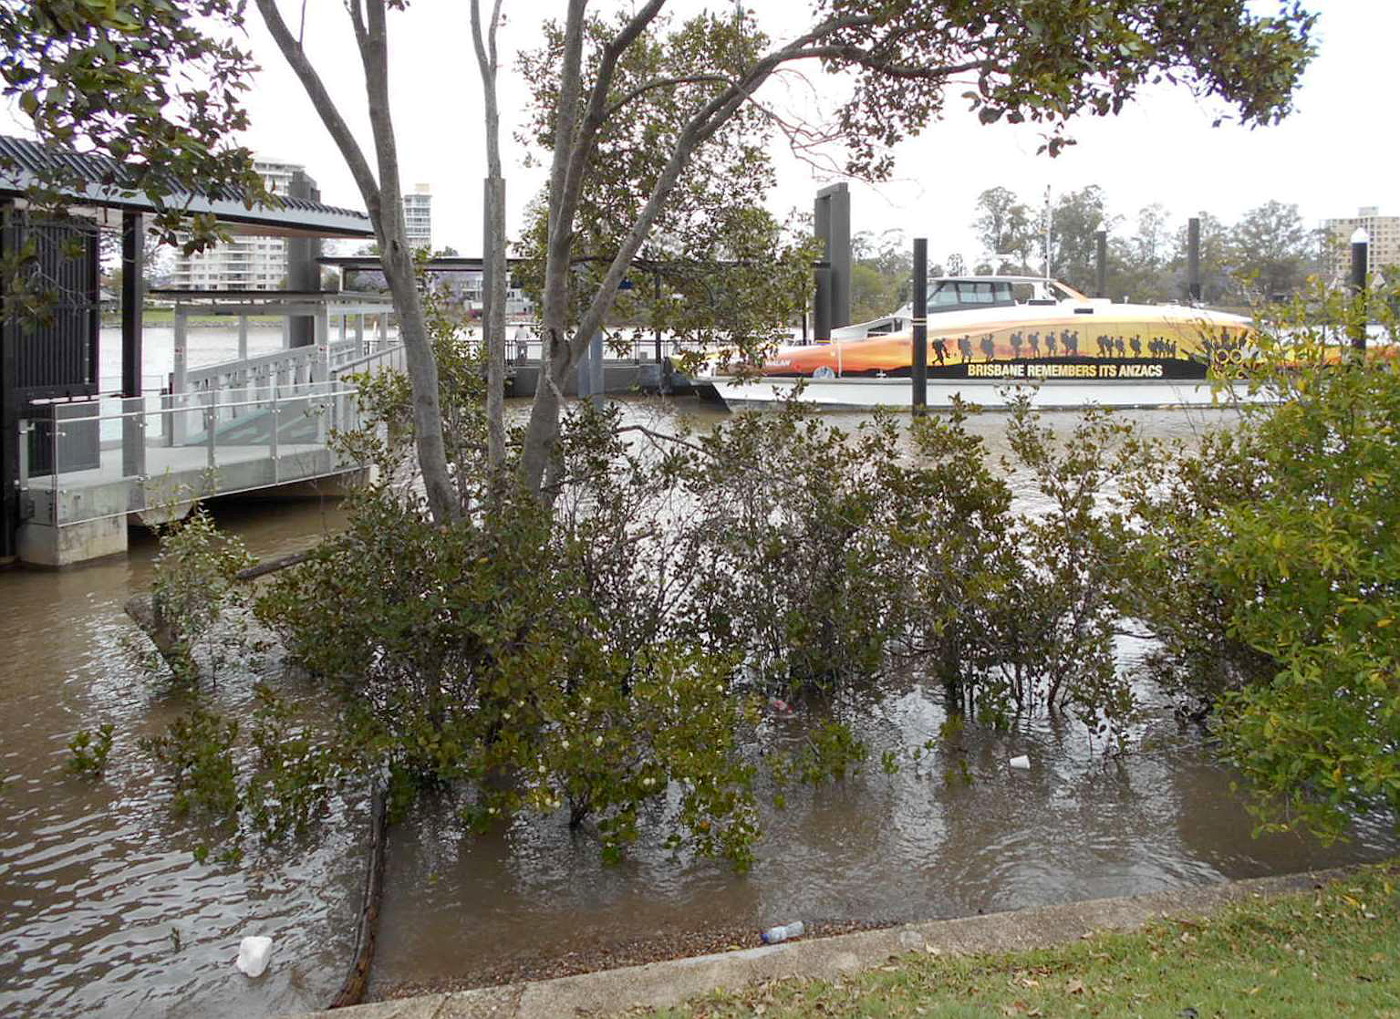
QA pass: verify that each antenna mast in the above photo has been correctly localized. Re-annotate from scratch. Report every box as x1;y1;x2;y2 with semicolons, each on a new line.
1042;185;1052;279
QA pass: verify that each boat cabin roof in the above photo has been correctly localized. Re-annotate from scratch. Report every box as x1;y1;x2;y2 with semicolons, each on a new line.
928;276;1089;309
843;277;1092;339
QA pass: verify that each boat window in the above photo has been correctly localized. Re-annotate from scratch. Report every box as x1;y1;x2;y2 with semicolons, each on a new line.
929;283;961;307
928;280;1016;311
956;281;995;303
1011;283;1036;303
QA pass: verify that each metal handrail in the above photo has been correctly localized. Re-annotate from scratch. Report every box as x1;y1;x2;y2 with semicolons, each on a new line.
18;382;371;528
25;381;361;421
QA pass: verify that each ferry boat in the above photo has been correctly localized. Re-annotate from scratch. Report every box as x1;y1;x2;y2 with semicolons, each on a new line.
700;276;1255;410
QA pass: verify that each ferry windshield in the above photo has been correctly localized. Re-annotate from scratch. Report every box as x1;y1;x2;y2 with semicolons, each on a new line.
929;279;1016;311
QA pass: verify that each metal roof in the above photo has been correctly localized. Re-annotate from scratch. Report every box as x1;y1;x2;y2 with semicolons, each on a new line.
0;135;374;239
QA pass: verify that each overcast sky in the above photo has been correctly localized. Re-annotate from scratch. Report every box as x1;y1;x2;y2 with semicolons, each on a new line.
15;1;1397;262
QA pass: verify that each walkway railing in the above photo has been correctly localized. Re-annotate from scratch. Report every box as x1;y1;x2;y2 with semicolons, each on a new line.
18;343;408;532
167;291;398;396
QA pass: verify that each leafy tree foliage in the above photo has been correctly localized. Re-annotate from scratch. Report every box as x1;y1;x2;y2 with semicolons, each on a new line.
1109;203;1174;301
1231;199;1318;300
1122;282;1400;837
514;0;1316;493
974;187;1036;273
971;185;1324;303
0;0;265;249
1046;185;1112;292
5;0;1317;504
850;229;916;321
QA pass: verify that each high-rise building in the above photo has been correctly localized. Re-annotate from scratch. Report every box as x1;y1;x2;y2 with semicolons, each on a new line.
1325;207;1400;281
404;183;432;249
169;159;307;291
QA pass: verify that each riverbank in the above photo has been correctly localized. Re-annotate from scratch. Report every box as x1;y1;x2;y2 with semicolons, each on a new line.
652;861;1400;1018
102;308;288;327
291;862;1397;1018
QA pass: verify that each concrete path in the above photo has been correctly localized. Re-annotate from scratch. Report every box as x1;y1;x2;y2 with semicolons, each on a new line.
287;867;1347;1019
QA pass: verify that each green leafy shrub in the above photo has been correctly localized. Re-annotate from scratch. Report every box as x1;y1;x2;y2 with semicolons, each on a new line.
144;506;253;684
1125;281;1400;836
67;723;114;778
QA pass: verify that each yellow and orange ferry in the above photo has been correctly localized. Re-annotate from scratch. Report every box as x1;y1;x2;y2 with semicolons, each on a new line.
703;276;1256;410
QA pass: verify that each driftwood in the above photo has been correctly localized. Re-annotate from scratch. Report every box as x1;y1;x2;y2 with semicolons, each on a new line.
235;549;314;582
328;784;390;1009
125;548;310;658
123;593;185;673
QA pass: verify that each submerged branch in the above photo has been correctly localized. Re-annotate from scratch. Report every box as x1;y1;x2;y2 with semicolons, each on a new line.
328;782;389;1009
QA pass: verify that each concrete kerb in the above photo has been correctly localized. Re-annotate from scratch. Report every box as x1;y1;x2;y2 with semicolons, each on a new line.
287;867;1350;1019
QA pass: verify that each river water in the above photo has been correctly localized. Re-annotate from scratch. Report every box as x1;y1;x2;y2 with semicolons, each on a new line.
1;386;1395;1018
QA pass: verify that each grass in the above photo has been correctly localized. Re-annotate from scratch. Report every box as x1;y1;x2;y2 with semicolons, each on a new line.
647;863;1400;1018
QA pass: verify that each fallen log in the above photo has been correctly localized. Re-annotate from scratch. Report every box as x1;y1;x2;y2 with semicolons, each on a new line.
123;593;186;674
328;783;389;1009
235;549;314;582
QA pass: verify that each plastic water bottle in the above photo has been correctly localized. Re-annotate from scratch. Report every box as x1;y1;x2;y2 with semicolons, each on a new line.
761;920;805;944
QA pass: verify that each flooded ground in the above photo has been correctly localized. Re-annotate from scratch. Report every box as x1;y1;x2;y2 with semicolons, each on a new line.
1;393;1394;1018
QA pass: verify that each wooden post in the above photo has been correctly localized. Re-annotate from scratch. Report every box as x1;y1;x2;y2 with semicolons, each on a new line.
1187;217;1202;304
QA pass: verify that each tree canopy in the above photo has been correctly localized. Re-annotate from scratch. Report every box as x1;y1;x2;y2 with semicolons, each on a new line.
511;0;1316;492
2;0;1320;502
969;183;1326;304
0;0;265;248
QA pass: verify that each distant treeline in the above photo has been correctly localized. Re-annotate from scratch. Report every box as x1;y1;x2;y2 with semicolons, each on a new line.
851;187;1344;321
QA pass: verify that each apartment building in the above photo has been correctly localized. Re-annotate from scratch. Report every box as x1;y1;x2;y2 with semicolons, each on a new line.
404;183;432;249
168;159;305;291
1325;206;1400;281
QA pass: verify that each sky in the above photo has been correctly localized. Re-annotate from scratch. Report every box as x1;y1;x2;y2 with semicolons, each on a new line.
10;0;1398;263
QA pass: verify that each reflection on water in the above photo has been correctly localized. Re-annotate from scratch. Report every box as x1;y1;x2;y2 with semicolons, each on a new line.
1;396;1393;1018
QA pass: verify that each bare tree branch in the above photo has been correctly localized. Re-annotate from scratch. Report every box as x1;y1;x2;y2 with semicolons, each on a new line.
602;74;735;121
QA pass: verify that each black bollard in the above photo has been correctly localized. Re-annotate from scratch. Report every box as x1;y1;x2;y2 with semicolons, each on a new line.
1350;229;1369;352
912;238;928;414
1187;217;1202;304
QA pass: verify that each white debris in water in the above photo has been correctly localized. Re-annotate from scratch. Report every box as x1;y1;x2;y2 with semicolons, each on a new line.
235;936;273;978
1009;755;1031;771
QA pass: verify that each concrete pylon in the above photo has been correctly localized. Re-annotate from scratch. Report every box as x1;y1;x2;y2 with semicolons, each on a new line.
286;170;322;348
814;183;851;341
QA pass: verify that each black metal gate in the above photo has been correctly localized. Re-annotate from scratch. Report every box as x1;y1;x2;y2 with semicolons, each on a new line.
11;215;100;473
1;207;101;556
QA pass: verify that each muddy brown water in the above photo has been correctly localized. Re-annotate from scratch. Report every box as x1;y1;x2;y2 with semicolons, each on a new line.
1;396;1395;1018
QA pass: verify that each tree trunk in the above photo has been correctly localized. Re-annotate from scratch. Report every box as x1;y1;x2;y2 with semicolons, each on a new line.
378;241;459;522
123;593;185;673
483;176;507;469
517;3;793;495
255;0;459;525
472;0;508;470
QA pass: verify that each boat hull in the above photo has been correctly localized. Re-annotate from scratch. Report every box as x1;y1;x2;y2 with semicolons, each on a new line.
759;304;1253;380
704;374;1251;411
